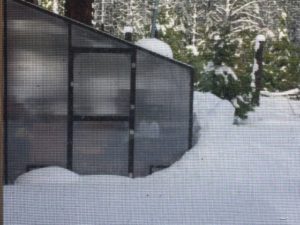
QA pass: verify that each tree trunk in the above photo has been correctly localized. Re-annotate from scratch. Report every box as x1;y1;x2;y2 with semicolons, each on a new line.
65;0;93;25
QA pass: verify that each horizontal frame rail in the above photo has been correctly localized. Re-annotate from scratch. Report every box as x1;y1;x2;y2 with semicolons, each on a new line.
73;115;129;122
71;47;134;54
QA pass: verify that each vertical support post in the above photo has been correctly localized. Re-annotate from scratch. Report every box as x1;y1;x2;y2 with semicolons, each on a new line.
2;0;7;185
67;23;73;170
188;68;194;149
0;0;4;221
128;49;136;177
124;26;133;42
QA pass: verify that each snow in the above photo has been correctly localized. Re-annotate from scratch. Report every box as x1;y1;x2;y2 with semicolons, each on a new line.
186;45;199;56
266;30;275;39
214;34;221;41
251;35;265;90
52;0;59;14
261;88;300;97
136;38;174;58
231;98;240;109
281;12;287;20
255;34;266;51
14;166;80;185
205;62;238;84
251;59;259;88
4;92;300;225
215;65;238;84
123;26;133;33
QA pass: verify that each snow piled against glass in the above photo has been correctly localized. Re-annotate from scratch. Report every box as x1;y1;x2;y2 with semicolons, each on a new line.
4;91;300;225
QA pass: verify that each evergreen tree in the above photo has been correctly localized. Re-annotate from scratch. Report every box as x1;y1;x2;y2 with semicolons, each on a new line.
208;0;263;39
199;26;254;121
173;0;211;56
263;11;300;92
92;0;151;40
92;0;115;32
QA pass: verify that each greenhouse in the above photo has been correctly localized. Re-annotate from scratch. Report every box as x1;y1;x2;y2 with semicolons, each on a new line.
4;0;193;183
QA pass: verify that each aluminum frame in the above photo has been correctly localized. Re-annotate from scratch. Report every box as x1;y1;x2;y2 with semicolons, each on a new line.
3;0;195;183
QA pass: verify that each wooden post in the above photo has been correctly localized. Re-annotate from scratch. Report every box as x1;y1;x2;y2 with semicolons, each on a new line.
0;0;4;222
65;0;93;25
124;26;133;42
252;36;265;106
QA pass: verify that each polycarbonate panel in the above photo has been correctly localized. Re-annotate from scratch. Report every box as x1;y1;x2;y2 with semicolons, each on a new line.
6;0;68;183
73;122;129;176
73;53;131;116
72;24;130;48
134;50;191;176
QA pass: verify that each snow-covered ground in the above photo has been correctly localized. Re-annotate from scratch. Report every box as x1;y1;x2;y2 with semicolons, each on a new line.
4;92;300;225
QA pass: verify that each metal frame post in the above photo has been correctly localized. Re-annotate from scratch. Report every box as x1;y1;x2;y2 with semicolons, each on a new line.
67;23;73;170
128;49;137;177
3;0;7;184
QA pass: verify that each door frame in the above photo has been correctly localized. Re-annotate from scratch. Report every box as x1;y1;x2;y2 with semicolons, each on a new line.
67;45;137;177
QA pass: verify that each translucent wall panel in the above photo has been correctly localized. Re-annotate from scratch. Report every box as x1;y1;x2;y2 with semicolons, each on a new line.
73;122;129;176
73;53;131;116
6;0;68;183
134;51;191;176
72;25;129;48
5;0;192;182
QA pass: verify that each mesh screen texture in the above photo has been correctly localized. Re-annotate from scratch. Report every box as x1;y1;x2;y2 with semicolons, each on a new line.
72;24;129;48
7;0;300;225
73;121;129;176
134;50;191;176
73;53;131;116
5;0;192;183
6;0;68;183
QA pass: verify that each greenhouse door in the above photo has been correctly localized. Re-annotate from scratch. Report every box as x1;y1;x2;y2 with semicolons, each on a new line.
69;48;136;176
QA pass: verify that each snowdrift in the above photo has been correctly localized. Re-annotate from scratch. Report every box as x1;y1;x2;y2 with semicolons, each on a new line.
15;166;80;185
4;92;300;225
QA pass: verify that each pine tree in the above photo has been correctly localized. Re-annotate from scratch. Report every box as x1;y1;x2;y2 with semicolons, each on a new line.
208;0;262;40
92;0;115;32
263;11;300;92
199;26;254;121
174;0;212;56
92;0;151;40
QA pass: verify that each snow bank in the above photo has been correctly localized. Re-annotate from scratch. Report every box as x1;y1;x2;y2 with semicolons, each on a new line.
261;88;300;97
4;92;300;225
15;167;80;185
136;38;173;58
193;91;235;128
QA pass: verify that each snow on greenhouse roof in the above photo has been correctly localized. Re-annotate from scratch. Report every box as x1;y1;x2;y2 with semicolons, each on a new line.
135;38;174;58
